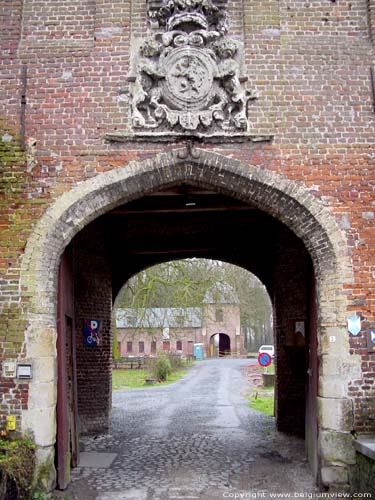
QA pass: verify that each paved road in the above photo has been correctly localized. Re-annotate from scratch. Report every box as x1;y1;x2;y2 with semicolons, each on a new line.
65;359;318;500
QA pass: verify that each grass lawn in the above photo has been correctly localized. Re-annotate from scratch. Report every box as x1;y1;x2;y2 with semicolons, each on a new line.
253;385;274;393
245;394;275;417
262;362;275;374
112;368;189;390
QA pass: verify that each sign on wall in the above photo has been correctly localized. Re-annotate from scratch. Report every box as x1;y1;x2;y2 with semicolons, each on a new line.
367;330;375;353
3;360;16;378
286;320;305;346
84;319;101;347
347;315;361;336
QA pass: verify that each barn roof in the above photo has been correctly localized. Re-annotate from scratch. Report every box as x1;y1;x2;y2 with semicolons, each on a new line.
116;307;202;328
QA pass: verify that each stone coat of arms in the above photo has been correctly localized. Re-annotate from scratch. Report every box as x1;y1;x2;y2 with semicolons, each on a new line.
130;0;256;136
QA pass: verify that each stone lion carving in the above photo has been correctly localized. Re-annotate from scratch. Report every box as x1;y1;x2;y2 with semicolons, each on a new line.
130;0;256;134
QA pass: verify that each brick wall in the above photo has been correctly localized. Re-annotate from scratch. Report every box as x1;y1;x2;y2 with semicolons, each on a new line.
117;328;201;357
0;0;375;489
274;228;311;436
21;0;96;43
73;222;113;435
203;304;244;356
0;130;31;432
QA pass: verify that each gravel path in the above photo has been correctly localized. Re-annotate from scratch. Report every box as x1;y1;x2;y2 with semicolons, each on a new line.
63;358;318;500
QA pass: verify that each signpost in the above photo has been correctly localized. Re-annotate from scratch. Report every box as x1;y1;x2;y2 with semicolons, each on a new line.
258;352;272;368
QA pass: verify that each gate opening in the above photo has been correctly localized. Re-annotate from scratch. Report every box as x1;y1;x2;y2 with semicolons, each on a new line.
210;333;231;357
56;182;319;490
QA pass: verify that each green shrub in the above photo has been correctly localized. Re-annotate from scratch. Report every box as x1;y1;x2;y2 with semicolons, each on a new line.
0;435;36;500
168;353;183;370
154;353;172;382
32;492;48;500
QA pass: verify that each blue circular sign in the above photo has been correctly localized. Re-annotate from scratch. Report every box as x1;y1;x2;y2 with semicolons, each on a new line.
258;352;272;367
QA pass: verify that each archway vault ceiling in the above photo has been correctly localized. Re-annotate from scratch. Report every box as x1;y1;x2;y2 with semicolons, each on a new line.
94;183;303;297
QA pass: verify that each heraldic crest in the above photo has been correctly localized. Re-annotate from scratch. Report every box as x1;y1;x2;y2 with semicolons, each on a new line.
130;0;256;135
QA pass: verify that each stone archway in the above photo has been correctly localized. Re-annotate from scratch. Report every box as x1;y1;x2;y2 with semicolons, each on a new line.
20;148;357;489
210;333;231;357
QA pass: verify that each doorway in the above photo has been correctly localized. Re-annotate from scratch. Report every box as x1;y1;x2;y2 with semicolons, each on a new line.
210;333;231;357
56;181;314;488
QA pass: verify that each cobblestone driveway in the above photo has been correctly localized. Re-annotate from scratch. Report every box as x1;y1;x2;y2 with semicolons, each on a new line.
64;359;318;499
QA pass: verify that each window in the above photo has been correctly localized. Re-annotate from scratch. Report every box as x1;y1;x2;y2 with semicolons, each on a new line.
126;341;132;353
175;315;184;326
163;340;170;351
151;341;156;354
126;314;137;327
176;340;182;351
139;341;144;353
117;341;121;356
215;308;223;322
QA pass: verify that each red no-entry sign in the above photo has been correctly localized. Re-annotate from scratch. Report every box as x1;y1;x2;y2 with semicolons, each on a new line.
258;352;272;367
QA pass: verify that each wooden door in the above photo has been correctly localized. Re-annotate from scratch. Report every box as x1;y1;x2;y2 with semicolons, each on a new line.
66;316;79;467
57;246;79;489
305;271;319;483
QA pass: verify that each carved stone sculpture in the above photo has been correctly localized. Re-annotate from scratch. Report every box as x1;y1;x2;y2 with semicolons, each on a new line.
129;0;257;136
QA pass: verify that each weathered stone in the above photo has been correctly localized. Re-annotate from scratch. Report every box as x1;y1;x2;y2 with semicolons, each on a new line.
31;357;57;384
22;408;56;448
319;376;347;399
320;431;356;465
353;436;375;461
320;353;361;379
318;397;354;432
34;446;57;492
25;328;57;358
28;381;57;410
350;451;375;495
321;466;349;486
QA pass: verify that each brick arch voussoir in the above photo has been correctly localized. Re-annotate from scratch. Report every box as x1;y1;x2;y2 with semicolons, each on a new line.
22;150;352;307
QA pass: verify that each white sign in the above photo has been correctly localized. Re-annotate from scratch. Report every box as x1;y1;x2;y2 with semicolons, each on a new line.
295;321;305;337
347;315;361;336
3;360;16;378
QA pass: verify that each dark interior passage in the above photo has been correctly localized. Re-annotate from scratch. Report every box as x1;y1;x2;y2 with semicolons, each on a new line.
210;333;231;357
219;333;231;356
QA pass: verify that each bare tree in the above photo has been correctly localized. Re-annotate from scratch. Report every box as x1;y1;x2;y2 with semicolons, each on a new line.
115;259;273;352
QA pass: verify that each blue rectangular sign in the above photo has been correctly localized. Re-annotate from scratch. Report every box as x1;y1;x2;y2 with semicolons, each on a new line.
84;319;101;347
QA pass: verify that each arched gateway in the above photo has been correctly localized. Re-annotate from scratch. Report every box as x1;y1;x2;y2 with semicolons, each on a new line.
210;333;231;357
20;149;356;490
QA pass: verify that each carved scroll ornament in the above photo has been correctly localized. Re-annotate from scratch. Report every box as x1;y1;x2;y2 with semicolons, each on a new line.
130;0;257;136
